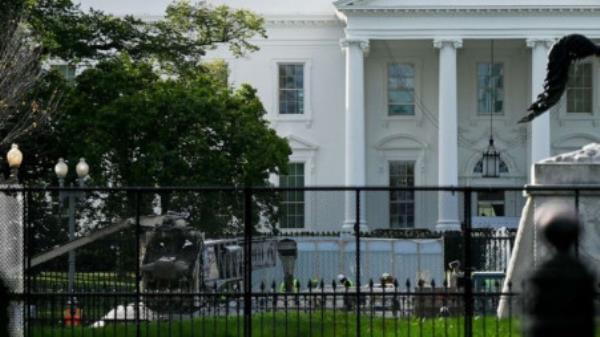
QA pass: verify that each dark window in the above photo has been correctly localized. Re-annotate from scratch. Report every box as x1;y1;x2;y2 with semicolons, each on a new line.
280;163;305;228
477;191;505;216
389;161;415;228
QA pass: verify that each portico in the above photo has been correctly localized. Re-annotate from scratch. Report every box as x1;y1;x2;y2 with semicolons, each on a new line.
335;1;600;231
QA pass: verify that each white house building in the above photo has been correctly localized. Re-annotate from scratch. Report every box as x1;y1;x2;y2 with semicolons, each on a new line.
79;0;600;232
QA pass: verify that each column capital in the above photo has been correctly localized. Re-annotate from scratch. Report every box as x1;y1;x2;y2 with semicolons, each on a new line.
526;37;555;49
340;38;370;54
433;38;463;49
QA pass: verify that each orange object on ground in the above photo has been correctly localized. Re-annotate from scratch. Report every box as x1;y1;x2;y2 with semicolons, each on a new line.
63;306;82;326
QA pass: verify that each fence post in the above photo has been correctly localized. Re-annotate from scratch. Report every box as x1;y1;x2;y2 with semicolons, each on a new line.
355;188;361;337
463;188;473;337
574;189;580;258
135;190;141;337
243;188;253;337
22;189;31;337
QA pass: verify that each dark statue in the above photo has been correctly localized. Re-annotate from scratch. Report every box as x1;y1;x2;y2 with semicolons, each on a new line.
520;34;600;123
523;206;596;337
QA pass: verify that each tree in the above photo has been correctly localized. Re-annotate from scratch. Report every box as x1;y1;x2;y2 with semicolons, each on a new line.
0;0;267;154
13;1;287;241
49;56;290;233
0;0;59;149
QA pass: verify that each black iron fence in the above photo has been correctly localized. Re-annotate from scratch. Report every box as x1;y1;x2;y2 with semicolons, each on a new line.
1;186;598;337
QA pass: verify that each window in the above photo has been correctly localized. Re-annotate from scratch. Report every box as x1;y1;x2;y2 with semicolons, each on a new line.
388;63;415;116
389;161;415;228
280;163;305;228
473;158;509;175
567;63;593;113
477;191;505;216
477;63;504;114
278;64;304;114
51;64;76;82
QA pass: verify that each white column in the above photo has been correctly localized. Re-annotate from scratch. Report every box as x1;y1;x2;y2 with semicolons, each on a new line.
340;38;369;232
434;38;462;231
527;38;553;177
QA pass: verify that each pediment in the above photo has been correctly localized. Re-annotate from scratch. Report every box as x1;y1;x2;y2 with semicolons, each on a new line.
285;135;319;151
375;134;425;150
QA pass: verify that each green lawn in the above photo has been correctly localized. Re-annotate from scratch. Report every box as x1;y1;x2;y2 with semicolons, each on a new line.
31;272;136;290
31;312;525;337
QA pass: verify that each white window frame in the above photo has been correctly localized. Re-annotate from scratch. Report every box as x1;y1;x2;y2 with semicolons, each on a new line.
382;58;422;123
476;61;505;116
560;60;596;118
270;59;313;126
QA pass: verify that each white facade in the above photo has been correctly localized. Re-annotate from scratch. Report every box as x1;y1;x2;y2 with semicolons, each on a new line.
78;0;600;231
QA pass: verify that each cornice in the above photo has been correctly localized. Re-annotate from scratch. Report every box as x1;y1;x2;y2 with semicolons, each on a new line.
265;16;341;27
336;5;600;16
134;14;341;27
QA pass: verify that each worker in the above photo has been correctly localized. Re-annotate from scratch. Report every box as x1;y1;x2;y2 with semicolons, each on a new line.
337;274;353;288
279;278;300;293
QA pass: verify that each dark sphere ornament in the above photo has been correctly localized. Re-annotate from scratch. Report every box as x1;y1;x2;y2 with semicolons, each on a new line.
537;204;580;253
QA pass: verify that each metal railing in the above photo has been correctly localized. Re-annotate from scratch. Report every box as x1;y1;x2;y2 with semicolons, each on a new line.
1;185;598;337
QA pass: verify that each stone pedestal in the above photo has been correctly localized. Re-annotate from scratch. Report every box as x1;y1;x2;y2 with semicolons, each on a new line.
0;186;24;337
498;143;600;317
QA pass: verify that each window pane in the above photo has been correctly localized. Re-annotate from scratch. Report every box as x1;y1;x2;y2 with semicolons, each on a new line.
389;161;415;228
477;63;504;114
477;191;505;216
567;63;593;113
279;64;305;114
388;63;415;116
280;163;305;229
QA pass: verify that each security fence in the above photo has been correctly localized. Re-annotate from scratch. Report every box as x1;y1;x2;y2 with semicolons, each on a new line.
2;186;599;337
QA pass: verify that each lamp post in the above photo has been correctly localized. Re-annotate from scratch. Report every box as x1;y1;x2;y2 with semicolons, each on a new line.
55;158;89;297
6;144;23;184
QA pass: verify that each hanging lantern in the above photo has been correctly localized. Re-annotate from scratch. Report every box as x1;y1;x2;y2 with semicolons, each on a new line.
482;138;500;178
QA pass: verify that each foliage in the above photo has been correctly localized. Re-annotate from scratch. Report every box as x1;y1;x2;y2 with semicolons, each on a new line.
28;0;266;69
0;0;59;149
51;57;290;232
0;0;267;155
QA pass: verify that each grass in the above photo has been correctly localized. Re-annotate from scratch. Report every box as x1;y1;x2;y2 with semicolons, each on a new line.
31;272;136;290
30;312;525;337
